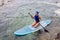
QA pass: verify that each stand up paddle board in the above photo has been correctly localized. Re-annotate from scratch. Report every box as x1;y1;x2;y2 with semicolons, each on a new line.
14;20;51;36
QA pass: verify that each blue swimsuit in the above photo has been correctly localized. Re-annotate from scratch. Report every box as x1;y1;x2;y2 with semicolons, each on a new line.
34;15;40;23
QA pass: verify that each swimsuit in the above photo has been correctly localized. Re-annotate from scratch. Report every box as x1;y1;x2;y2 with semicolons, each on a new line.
34;15;40;23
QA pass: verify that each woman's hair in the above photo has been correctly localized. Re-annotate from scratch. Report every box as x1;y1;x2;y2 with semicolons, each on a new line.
36;11;39;14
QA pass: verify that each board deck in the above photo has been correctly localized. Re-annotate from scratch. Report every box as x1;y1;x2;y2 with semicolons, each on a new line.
14;20;51;36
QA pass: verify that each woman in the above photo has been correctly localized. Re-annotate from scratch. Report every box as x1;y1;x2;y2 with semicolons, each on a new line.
28;11;42;28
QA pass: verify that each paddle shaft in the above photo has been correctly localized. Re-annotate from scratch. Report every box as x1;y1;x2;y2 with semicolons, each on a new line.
40;24;49;33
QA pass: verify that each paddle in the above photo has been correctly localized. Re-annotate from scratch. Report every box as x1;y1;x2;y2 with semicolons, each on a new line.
28;13;49;33
40;24;49;33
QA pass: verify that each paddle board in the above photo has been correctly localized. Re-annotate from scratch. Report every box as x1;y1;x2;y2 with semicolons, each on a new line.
14;20;51;36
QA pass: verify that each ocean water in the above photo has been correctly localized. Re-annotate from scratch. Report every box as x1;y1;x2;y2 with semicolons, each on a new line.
0;2;60;40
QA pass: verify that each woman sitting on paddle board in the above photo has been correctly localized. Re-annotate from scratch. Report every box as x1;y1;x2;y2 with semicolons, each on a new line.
28;11;42;28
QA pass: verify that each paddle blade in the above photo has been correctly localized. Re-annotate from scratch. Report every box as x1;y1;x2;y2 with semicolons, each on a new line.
44;29;49;33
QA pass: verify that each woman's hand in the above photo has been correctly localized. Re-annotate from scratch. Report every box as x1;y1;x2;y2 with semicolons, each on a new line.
28;12;34;19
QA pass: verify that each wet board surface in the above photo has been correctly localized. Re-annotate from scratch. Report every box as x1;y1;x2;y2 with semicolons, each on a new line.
14;20;52;36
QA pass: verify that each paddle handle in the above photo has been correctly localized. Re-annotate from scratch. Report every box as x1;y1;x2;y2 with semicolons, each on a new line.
28;13;34;19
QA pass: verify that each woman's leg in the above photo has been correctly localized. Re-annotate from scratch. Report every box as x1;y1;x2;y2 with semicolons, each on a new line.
32;21;36;27
34;22;40;28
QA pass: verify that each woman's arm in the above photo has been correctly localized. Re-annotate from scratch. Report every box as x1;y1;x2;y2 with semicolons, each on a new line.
39;16;42;21
28;13;34;19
